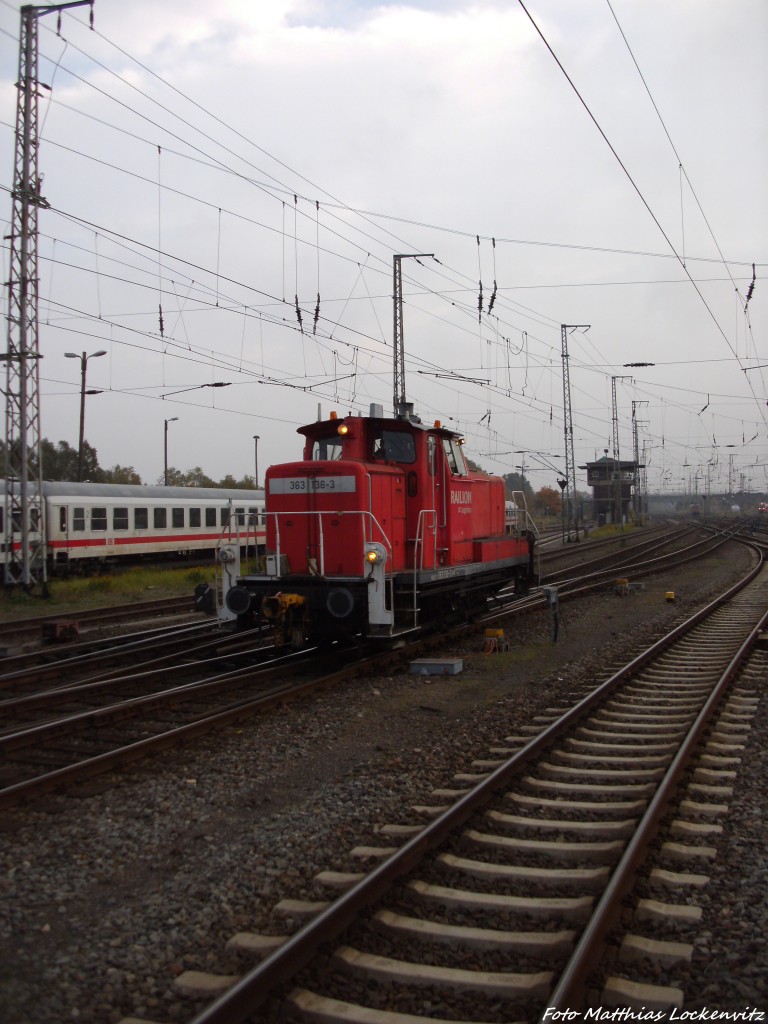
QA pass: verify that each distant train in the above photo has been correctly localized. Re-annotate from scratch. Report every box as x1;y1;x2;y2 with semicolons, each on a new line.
1;480;264;575
215;404;538;647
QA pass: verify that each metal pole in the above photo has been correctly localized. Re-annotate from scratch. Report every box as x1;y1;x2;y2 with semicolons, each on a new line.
561;325;588;542
3;0;94;589
66;349;104;482
253;435;260;488
164;417;178;485
77;353;86;482
392;253;433;419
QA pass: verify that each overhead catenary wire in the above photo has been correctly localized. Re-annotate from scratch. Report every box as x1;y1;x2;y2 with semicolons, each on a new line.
1;3;761;489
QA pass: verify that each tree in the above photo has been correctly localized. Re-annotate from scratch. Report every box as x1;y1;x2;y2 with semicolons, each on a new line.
534;485;562;517
155;467;258;488
101;465;143;484
502;471;534;503
39;438;104;481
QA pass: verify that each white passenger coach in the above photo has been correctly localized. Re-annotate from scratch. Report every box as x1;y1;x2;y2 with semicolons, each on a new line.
1;481;265;573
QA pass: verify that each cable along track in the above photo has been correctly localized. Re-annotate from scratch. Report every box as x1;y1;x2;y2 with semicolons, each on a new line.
184;553;767;1024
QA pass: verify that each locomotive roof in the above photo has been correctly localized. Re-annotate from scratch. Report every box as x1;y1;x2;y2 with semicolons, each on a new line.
0;480;264;501
298;413;462;440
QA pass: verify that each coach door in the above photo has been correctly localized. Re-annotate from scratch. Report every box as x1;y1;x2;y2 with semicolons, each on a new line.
53;504;70;565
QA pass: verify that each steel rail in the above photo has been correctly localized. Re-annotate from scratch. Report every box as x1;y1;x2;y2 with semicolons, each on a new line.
1;532;748;811
189;544;765;1024
0;645;355;809
544;547;768;1014
0;594;193;639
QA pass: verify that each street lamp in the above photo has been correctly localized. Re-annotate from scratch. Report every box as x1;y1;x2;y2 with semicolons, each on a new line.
164;417;179;485
64;350;106;481
253;435;260;489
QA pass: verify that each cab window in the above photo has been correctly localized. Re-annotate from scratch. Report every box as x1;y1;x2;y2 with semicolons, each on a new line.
372;430;416;464
443;438;468;476
311;437;343;461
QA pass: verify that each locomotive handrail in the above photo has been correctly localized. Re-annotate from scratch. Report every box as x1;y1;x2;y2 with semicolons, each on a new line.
215;507;263;617
265;508;394;577
411;507;438;627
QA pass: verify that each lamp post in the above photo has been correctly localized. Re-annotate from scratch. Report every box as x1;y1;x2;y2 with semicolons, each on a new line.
253;435;260;489
164;418;179;485
64;350;106;481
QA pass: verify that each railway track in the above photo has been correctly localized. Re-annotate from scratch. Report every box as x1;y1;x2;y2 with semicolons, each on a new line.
0;529;737;811
0;594;196;645
165;547;766;1024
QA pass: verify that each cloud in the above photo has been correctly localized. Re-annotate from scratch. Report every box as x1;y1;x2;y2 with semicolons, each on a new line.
0;0;765;491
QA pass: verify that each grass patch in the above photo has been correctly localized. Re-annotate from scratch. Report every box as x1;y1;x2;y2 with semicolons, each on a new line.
466;641;549;674
585;524;641;541
0;564;217;621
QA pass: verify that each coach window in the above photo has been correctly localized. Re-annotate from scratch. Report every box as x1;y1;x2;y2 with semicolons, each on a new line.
92;507;107;531
172;507;184;529
73;507;85;532
235;507;246;526
220;507;230;526
190;507;201;528
205;507;217;527
134;507;148;529
154;508;167;529
113;507;129;531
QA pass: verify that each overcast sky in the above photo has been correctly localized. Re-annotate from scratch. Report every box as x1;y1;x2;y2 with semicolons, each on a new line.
1;0;766;496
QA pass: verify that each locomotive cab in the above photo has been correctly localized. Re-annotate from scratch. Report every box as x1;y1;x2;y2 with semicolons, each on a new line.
222;406;537;647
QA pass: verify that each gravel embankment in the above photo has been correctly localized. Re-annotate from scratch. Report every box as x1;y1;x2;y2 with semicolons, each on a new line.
0;542;765;1023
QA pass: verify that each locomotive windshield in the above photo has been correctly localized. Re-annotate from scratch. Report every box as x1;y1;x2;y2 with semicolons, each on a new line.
371;430;416;464
311;437;344;460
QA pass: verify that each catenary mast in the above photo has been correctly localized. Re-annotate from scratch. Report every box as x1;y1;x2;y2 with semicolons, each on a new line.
560;324;588;541
3;0;93;587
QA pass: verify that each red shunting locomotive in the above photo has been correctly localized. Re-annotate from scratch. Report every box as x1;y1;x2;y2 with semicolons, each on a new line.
220;404;537;646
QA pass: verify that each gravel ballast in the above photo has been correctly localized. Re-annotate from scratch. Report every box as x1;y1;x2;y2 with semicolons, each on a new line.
0;542;765;1023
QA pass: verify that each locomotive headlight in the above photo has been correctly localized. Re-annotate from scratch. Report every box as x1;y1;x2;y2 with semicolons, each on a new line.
364;542;387;570
337;423;349;436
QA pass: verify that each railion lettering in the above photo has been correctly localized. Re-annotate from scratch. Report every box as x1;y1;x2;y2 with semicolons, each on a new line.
450;490;472;504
